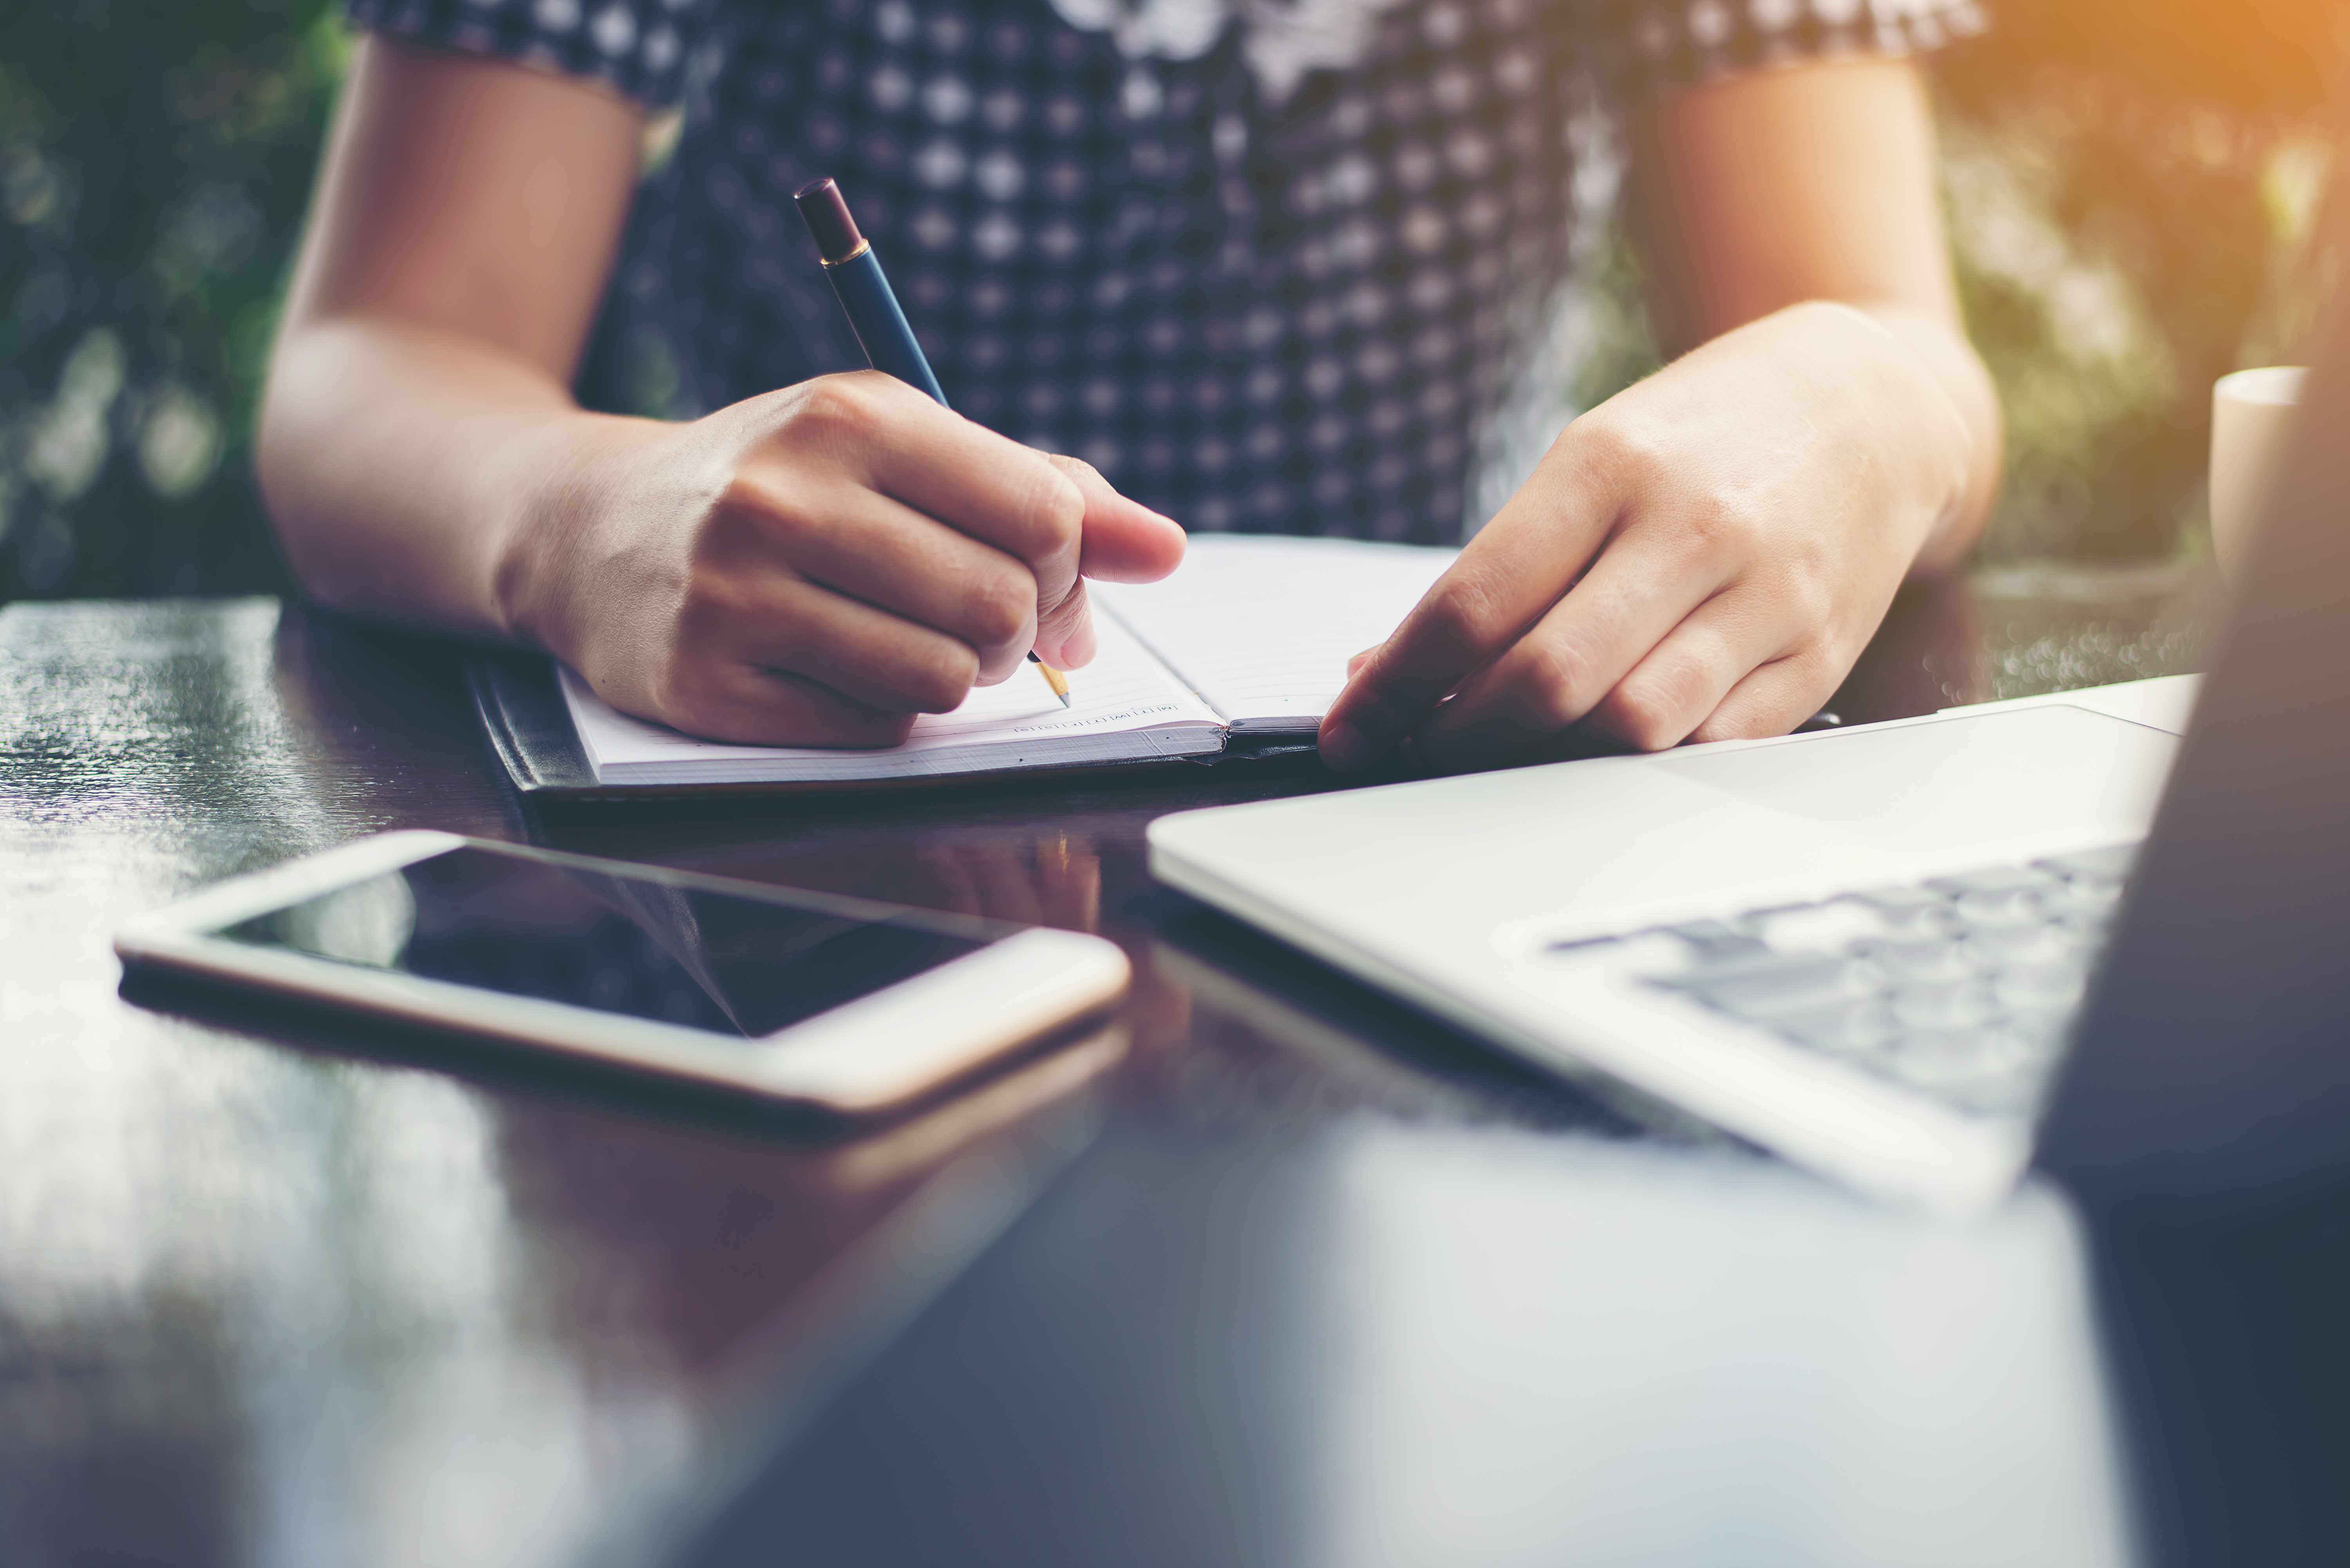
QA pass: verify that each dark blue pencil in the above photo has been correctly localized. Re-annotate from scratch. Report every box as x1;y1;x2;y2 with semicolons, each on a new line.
794;177;1070;708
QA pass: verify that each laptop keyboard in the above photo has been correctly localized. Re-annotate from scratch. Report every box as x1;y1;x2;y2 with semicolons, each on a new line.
1560;844;2137;1118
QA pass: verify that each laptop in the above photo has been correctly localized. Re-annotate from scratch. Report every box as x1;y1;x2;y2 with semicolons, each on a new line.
1150;190;2350;1217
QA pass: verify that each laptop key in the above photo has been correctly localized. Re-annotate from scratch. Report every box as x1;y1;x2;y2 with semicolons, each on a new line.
2000;1006;2078;1053
1663;920;1769;960
1965;923;2084;966
1862;938;1978;983
1667;947;1827;985
2037;880;2123;921
2037;843;2140;883
1882;1027;2041;1092
1948;890;2049;930
1681;957;1878;1018
1745;900;1885;951
1879;1029;1996;1085
1766;999;1899;1055
1931;1066;2048;1118
1994;962;2090;1012
1851;885;1951;916
1889;980;2000;1031
1929;865;2062;898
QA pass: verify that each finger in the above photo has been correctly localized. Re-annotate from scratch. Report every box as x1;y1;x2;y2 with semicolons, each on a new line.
646;663;918;750
764;373;1090;666
751;480;1042;683
1575;594;1790;754
1032;454;1185;668
1408;528;1735;771
1345;646;1379;679
821;372;1091;612
1686;646;1840;745
1052;454;1188;583
1318;453;1621;770
699;573;983;715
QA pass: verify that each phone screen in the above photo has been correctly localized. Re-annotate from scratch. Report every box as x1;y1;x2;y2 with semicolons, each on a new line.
217;846;994;1039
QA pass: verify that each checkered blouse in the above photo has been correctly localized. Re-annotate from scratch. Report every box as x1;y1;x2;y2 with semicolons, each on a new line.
347;0;1983;544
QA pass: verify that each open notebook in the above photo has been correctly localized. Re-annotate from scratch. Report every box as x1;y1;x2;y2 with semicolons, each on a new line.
559;535;1458;786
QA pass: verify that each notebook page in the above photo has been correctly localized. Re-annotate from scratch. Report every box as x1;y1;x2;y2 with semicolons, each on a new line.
1092;535;1457;732
561;614;1224;785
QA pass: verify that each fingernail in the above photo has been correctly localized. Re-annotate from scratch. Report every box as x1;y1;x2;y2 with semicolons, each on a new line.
1319;719;1372;773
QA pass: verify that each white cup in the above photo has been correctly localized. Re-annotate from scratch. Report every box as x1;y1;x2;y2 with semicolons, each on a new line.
2210;366;2309;579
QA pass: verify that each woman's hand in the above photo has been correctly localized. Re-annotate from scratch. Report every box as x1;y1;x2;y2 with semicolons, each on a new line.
497;371;1185;747
1321;58;1999;773
1319;301;1977;772
258;40;1184;751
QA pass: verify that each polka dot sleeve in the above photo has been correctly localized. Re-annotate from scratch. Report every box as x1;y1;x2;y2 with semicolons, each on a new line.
345;0;717;110
1588;0;1989;104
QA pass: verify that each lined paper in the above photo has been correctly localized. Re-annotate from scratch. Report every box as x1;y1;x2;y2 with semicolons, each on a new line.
1092;535;1457;732
562;613;1224;784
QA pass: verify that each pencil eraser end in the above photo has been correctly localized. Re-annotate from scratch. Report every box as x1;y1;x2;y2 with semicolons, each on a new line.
794;177;864;264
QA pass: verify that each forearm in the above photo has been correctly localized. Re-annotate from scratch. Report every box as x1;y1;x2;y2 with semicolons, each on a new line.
257;316;663;643
1627;60;1999;576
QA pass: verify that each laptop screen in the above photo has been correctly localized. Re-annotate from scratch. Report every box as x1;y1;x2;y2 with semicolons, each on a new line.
2037;152;2350;1207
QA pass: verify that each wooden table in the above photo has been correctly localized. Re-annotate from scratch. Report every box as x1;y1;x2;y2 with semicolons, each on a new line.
7;565;2294;1568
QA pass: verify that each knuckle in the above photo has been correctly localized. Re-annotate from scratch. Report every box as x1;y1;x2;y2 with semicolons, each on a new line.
646;661;722;735
904;642;979;712
1421;579;1508;658
788;374;878;441
671;578;734;642
1574;409;1672;493
1679;490;1770;561
1523;640;1595;727
674;553;767;631
854;710;921;747
1781;568;1835;633
964;567;1035;646
1018;468;1085;558
1602;679;1685;752
703;474;801;563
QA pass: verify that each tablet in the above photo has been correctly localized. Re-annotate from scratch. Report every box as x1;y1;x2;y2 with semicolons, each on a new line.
115;831;1131;1114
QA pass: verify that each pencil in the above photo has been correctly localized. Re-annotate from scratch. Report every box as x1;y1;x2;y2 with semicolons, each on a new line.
1027;650;1071;706
795;176;1072;709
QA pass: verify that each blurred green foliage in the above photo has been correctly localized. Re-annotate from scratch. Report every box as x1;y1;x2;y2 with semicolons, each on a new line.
1580;1;2349;562
1937;0;2349;560
0;0;2341;603
0;0;342;601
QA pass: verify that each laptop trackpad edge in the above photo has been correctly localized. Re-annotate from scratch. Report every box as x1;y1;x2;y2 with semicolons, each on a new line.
1653;706;2178;855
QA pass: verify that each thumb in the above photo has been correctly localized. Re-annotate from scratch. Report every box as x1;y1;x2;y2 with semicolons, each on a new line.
1031;455;1186;669
1049;454;1187;583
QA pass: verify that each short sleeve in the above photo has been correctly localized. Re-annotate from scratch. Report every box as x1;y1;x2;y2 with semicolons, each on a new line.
1585;0;1990;105
345;0;718;109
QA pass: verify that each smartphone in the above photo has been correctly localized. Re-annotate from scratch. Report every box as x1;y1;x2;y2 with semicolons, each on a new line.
115;831;1131;1115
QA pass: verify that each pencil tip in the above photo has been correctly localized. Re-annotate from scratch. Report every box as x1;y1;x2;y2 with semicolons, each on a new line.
1058;693;1072;708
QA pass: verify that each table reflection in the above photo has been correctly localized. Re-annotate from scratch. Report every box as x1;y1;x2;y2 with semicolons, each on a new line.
659;1121;2131;1568
0;559;2230;1568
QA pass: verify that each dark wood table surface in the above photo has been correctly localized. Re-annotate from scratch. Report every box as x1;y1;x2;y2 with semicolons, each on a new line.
11;563;2307;1568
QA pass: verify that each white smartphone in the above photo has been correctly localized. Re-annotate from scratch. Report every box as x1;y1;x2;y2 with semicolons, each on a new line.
115;831;1131;1115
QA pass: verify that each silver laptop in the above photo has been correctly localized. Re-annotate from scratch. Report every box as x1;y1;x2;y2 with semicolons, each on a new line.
1151;196;2350;1217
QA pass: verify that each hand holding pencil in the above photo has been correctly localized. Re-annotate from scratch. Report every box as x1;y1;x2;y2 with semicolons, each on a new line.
796;176;1077;709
